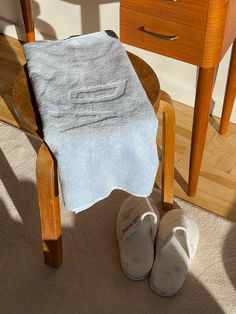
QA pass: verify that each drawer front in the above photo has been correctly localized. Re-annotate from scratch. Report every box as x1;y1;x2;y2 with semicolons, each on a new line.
120;7;205;65
120;0;209;29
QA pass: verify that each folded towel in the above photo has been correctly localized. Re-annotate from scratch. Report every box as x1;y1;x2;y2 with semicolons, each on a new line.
23;30;159;213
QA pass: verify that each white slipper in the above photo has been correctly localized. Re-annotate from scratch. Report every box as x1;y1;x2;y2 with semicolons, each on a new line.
116;196;160;280
150;208;199;296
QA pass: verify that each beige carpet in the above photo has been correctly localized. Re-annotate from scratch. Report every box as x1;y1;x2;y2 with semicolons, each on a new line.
0;121;236;314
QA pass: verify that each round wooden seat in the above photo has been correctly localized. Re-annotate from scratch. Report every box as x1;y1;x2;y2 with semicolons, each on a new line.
12;52;160;137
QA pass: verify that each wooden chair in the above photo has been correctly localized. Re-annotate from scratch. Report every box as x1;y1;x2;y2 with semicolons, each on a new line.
16;0;175;268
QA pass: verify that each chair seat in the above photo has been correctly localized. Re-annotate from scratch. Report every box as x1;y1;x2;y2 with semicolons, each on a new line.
12;52;160;138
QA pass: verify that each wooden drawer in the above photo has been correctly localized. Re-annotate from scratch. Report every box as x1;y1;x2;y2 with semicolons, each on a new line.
120;0;209;29
120;7;205;65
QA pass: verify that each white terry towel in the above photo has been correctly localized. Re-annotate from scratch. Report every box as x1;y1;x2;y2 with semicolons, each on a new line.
23;30;159;213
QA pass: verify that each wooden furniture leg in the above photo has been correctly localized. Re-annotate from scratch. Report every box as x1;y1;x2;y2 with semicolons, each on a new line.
155;91;175;211
36;143;63;268
188;66;216;197
20;0;35;42
219;40;236;135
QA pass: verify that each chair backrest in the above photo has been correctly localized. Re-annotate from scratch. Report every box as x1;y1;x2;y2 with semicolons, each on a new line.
12;66;41;136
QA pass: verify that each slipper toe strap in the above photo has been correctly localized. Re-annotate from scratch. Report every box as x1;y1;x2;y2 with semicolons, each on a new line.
157;209;199;259
117;196;159;241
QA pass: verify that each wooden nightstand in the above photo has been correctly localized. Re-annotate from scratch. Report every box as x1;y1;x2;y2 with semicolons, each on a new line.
120;0;236;197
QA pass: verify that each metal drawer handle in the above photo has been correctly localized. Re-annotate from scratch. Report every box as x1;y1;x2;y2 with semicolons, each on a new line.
164;0;181;2
138;26;179;41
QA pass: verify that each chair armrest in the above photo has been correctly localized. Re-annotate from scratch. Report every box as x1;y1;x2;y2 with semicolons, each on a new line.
155;90;176;211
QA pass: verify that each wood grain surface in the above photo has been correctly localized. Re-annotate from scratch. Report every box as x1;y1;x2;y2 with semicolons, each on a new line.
120;0;208;29
20;0;35;42
36;143;63;268
120;7;205;66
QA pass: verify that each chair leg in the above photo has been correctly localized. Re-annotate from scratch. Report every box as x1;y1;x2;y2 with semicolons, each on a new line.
156;91;175;211
36;143;63;268
20;0;35;42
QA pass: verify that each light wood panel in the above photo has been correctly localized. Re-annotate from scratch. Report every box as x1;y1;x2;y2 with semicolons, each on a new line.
221;0;236;60
1;34;236;222
120;0;208;29
120;7;205;66
202;0;228;67
36;143;63;268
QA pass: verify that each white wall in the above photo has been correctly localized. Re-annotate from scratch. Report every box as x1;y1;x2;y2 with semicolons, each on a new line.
0;0;235;122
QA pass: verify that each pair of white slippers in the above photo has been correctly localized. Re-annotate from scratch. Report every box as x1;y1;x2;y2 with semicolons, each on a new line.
116;190;199;297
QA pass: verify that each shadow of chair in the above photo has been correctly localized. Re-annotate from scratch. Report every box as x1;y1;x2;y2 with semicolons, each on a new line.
13;0;176;269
